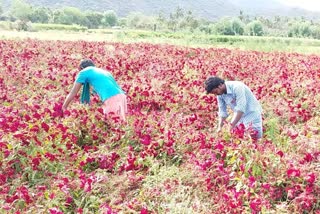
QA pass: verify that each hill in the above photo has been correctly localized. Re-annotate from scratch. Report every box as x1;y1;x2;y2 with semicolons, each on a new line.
2;0;320;20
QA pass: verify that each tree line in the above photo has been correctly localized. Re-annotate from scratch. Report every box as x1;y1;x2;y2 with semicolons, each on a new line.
1;0;320;39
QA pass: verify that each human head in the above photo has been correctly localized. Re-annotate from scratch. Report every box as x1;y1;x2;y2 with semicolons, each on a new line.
79;59;95;70
204;76;225;95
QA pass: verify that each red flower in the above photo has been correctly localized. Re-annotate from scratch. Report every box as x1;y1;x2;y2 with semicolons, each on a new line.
140;134;151;146
287;168;300;178
140;207;149;214
0;174;7;185
41;122;50;132
49;208;63;214
303;153;313;163
214;143;224;152
31;157;41;170
250;198;262;213
276;150;284;157
305;173;316;184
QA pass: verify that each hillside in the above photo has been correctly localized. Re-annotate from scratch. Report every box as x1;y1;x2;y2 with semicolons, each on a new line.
2;0;320;20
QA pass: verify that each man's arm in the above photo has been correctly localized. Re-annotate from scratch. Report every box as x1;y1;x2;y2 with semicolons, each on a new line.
217;116;227;132
216;96;228;133
230;111;244;130
62;82;82;112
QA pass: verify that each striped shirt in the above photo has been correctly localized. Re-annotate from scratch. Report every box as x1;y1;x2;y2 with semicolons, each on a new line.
217;81;262;127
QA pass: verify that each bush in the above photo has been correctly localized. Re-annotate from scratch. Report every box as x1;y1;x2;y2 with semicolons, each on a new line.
31;23;87;31
246;21;264;36
12;20;33;31
0;21;11;30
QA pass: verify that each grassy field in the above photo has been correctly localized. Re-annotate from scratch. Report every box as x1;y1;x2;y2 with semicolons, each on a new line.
1;28;320;54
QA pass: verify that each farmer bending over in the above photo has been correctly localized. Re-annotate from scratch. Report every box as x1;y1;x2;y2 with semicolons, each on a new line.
62;59;127;121
204;76;263;140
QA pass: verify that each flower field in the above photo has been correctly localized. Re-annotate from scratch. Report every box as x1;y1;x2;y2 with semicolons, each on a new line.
0;39;319;213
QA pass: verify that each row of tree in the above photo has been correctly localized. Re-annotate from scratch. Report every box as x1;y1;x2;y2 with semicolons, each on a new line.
1;0;320;39
0;0;118;28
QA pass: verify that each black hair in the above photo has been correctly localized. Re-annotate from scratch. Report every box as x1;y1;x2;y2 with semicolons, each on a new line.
204;76;225;93
79;59;95;69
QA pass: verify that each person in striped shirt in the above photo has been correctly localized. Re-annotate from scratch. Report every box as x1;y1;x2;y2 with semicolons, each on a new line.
204;76;263;140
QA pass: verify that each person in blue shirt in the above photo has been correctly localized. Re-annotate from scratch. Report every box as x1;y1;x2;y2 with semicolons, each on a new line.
204;76;263;140
62;59;127;121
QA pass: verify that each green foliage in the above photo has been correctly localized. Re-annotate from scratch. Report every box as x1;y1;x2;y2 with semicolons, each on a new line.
288;21;312;38
246;20;264;36
264;118;280;143
84;11;103;29
29;7;51;23
53;7;87;26
0;20;11;30
214;17;246;35
3;1;320;41
230;18;245;35
118;17;127;27
159;7;201;32
10;20;32;31
32;23;87;31
102;10;118;27
310;25;320;39
127;12;156;30
10;0;33;21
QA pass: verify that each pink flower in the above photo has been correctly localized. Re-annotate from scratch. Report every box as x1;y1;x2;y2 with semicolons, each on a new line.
41;122;50;132
0;174;7;185
140;134;151;146
31;157;41;170
250;198;262;213
305;173;316;184
140;207;149;214
277;150;284;157
303;153;313;162
287;168;300;178
248;176;256;188
214;143;224;151
49;208;63;214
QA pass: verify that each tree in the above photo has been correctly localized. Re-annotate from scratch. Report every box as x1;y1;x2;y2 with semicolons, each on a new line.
214;18;234;35
102;10;118;27
180;10;199;31
288;21;311;38
168;7;184;31
85;11;103;28
230;18;244;35
29;7;51;23
126;12;155;30
246;20;264;36
299;22;311;37
118;17;127;27
10;0;33;21
288;23;300;37
310;25;320;39
54;7;88;26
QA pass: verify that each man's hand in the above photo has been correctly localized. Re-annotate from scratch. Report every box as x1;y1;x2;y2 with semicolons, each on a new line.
216;127;222;133
60;107;65;117
230;111;243;132
62;106;67;113
229;122;236;133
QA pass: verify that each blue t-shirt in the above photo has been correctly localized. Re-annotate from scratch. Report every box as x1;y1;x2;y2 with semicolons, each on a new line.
76;66;124;102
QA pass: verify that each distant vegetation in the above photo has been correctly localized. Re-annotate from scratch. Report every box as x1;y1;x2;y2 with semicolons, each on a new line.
1;0;320;40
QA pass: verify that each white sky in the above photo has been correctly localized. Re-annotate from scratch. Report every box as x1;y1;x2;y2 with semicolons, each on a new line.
278;0;320;11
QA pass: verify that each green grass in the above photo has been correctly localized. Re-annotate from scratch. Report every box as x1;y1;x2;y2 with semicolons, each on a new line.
1;25;320;54
32;23;88;31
